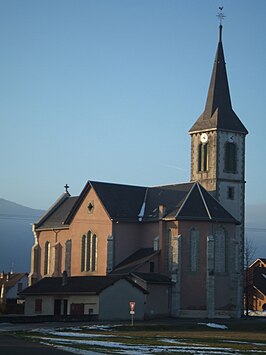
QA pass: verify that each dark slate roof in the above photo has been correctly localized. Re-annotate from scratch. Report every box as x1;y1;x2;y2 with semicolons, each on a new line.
132;272;172;284
0;273;28;290
253;267;266;296
112;248;159;274
35;193;78;230
142;183;193;221
35;179;238;230
91;181;147;221
21;275;148;295
169;182;239;224
63;181;147;224
189;26;248;135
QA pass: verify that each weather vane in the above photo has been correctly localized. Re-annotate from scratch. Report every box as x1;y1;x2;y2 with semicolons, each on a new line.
217;6;225;26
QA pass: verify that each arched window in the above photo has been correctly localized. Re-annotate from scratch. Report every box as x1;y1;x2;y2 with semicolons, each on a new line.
65;240;72;276
81;235;86;272
224;142;237;173
198;143;208;172
81;231;97;272
91;234;97;272
189;228;199;272
44;241;50;275
214;227;226;273
167;229;172;272
86;231;92;271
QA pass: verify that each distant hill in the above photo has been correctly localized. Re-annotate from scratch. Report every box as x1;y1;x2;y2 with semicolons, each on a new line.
0;198;44;272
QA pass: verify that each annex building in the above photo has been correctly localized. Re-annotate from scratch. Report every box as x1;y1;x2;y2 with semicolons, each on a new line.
23;23;248;320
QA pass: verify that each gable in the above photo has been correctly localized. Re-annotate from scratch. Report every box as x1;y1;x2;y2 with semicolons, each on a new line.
71;184;111;224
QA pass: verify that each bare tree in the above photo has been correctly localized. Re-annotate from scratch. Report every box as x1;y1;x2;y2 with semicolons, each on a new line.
244;237;257;316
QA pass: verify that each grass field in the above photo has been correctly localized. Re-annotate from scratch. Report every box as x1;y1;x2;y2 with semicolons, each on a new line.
13;318;266;354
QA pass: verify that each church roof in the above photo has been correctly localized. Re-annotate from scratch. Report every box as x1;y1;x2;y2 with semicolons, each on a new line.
189;25;248;135
34;180;238;230
167;182;239;223
111;248;159;274
34;193;78;230
132;272;171;284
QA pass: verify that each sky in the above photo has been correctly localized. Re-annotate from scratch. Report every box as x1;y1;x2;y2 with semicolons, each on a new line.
0;0;266;212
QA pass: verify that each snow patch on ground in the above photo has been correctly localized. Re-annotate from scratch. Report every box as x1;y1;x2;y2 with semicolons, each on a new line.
198;322;228;330
39;336;236;354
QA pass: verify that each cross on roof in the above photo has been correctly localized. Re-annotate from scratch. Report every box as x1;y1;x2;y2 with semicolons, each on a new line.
64;184;69;193
217;7;225;25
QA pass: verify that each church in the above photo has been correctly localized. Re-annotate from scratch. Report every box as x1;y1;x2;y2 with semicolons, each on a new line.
24;22;248;320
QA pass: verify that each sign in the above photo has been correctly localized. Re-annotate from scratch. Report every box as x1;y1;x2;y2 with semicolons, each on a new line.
129;301;135;312
129;301;136;326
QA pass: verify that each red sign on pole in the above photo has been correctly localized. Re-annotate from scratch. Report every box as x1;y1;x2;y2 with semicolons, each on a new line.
129;301;135;312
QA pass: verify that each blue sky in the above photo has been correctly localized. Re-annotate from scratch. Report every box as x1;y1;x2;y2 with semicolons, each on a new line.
0;0;265;211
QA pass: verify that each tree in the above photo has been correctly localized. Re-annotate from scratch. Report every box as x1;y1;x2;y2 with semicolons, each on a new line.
244;237;257;316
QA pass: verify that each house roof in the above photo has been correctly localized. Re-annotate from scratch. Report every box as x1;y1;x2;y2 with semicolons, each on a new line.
189;26;248;135
249;258;266;269
34;179;238;230
0;273;28;290
253;267;266;296
21;275;148;296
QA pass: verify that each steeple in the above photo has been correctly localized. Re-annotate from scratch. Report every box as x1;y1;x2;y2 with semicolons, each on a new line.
189;24;248;135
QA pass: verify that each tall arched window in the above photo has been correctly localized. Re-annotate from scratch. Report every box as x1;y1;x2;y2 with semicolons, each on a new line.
198;143;208;172
86;231;92;271
81;231;97;272
214;227;226;273
44;241;50;275
65;240;72;276
81;235;86;272
189;228;199;272
91;234;97;272
167;229;172;272
224;142;237;173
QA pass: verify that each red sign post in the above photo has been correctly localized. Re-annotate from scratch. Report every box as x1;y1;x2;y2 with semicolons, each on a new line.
129;301;135;326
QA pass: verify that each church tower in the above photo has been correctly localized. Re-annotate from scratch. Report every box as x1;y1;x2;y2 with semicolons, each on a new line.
189;22;248;316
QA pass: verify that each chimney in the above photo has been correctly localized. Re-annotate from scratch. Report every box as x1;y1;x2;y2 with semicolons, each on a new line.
62;270;68;286
159;204;166;219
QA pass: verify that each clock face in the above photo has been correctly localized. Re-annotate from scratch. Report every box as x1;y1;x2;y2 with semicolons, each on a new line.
200;133;208;143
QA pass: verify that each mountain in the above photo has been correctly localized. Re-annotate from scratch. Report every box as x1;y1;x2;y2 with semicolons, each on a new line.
0;198;44;272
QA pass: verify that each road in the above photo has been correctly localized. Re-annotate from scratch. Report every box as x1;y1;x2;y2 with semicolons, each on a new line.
0;333;71;355
0;322;101;355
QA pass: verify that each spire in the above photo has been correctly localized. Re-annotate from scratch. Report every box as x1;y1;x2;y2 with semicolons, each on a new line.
203;27;232;118
189;19;248;135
